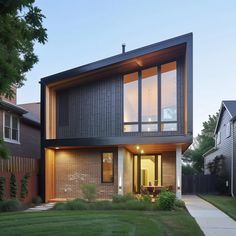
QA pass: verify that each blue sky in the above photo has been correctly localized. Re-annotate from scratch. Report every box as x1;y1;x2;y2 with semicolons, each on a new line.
18;0;236;136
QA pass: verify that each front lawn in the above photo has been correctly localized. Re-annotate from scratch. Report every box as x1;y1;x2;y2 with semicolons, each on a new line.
0;210;203;236
200;195;236;221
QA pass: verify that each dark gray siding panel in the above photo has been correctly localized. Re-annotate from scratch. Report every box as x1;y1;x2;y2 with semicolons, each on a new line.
56;76;123;138
233;122;236;196
204;109;232;184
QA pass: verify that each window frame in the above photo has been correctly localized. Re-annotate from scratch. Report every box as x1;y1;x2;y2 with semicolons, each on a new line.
226;122;231;138
3;111;20;144
101;152;114;183
122;60;179;133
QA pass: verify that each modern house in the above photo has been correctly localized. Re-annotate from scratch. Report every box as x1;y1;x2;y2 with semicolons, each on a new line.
204;101;236;196
0;87;40;202
40;33;193;202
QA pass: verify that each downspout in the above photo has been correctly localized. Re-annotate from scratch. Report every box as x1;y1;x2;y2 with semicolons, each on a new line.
231;121;234;197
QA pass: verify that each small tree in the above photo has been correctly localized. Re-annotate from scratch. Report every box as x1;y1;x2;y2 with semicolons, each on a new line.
0;176;6;201
20;173;30;200
207;155;230;195
0;139;9;160
81;184;97;202
10;173;17;198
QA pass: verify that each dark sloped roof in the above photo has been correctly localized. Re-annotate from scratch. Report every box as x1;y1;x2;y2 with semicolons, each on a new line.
0;100;27;114
223;100;236;118
41;33;193;85
214;100;236;134
19;102;40;124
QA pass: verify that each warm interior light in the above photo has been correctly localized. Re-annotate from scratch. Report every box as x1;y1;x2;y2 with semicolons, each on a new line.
141;150;144;154
55;147;60;150
136;146;140;150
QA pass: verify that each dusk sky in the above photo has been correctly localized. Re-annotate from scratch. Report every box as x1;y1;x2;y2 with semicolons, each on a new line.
18;0;236;136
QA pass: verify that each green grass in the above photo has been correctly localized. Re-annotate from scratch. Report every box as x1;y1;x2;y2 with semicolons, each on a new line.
200;195;236;221
0;210;203;236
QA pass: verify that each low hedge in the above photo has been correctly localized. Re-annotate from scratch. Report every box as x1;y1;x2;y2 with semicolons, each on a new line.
0;199;23;212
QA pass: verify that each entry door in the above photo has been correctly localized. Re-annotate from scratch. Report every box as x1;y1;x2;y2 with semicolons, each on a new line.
133;154;162;193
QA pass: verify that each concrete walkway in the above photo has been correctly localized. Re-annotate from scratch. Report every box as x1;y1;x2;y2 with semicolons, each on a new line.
24;202;55;212
183;195;236;236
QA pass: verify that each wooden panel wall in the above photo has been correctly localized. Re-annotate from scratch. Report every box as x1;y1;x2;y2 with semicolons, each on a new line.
45;148;55;202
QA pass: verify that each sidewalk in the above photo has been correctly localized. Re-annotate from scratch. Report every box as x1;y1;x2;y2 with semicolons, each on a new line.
24;202;55;212
183;195;236;236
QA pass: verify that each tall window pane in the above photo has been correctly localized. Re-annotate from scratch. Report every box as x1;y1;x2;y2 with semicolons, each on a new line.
123;72;138;122
4;113;11;139
161;62;177;122
102;153;113;183
142;67;158;122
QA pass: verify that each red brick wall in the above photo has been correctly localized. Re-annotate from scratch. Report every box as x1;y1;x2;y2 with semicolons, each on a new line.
55;148;118;199
0;172;38;204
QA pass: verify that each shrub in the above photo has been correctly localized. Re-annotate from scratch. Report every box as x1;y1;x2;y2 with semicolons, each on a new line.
138;194;152;203
10;173;17;198
80;184;97;202
0;176;6;201
32;196;42;205
20;173;29;199
53;202;67;210
156;191;176;210
0;199;22;212
174;199;185;208
54;199;88;210
89;201;113;210
112;193;135;203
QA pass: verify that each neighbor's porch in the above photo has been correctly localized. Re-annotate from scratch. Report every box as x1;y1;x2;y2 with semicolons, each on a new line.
44;144;183;202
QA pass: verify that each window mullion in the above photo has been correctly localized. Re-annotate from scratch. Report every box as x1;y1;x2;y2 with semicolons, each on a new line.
138;70;142;132
157;65;161;132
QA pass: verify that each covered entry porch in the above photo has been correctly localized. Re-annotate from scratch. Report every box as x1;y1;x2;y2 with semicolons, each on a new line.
43;143;183;202
118;144;183;199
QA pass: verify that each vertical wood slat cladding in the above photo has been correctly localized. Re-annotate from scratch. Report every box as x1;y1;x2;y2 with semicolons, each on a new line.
56;76;123;138
56;60;185;139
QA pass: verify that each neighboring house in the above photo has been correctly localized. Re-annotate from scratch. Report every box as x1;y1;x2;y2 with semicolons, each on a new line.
204;101;236;196
40;33;193;202
0;87;40;202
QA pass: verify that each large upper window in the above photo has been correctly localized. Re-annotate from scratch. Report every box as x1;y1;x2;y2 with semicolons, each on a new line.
123;61;178;132
123;72;138;132
161;62;177;131
102;153;114;183
3;112;20;143
142;67;158;132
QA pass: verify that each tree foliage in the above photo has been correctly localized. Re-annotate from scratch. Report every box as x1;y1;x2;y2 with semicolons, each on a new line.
0;139;9;160
182;112;219;174
10;173;17;198
0;0;47;98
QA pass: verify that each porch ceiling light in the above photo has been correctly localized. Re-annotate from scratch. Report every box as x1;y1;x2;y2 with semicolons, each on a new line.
136;146;140;150
55;147;60;150
141;150;144;154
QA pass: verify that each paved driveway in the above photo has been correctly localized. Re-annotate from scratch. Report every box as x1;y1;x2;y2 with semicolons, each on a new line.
183;195;236;236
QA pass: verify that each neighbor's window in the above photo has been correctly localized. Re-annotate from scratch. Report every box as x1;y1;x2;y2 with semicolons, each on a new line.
4;112;19;143
123;72;138;132
161;62;177;131
226;122;231;138
102;153;114;183
217;131;221;145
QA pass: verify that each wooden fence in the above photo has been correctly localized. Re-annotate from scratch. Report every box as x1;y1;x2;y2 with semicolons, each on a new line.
0;156;39;203
182;174;218;194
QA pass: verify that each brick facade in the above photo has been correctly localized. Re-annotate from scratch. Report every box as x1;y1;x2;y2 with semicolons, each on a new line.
55;148;118;199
